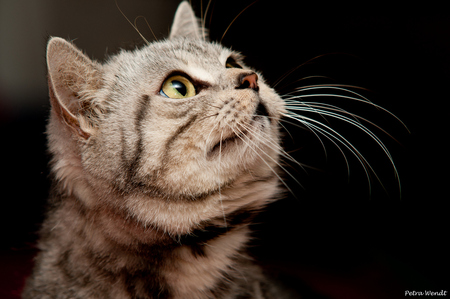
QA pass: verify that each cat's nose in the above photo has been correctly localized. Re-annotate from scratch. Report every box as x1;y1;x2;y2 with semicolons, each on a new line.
236;73;259;91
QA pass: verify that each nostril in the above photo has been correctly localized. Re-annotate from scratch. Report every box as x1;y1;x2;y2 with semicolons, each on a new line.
236;73;259;91
240;79;250;89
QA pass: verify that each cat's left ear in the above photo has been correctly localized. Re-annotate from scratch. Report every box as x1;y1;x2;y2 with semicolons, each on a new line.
46;37;104;139
169;1;207;40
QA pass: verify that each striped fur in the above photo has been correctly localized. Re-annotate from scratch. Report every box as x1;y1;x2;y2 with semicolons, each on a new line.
23;2;294;298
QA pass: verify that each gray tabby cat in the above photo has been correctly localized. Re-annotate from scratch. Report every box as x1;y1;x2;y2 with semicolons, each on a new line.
24;1;401;298
23;2;294;298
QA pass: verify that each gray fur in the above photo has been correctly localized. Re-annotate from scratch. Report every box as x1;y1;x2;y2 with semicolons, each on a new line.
23;2;295;298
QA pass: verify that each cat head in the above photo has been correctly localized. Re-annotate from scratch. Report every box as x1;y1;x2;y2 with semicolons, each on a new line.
46;1;285;233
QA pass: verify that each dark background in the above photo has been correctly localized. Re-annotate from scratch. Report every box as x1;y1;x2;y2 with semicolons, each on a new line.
1;1;448;298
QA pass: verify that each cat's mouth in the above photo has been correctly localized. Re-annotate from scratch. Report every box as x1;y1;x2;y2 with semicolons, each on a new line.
254;102;269;119
207;103;269;159
207;129;249;159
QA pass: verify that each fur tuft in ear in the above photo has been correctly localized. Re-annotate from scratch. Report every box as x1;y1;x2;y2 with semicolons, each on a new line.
169;1;207;40
46;37;104;139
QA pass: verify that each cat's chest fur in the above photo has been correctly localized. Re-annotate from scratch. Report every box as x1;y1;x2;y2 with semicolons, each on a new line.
23;2;294;299
30;188;274;298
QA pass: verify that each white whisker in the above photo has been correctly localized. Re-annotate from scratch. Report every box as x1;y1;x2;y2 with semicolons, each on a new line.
201;0;212;41
284;113;372;189
279;79;411;197
286;101;399;141
115;0;150;45
180;113;218;141
134;16;158;42
220;0;259;43
240;120;305;170
278;117;330;162
204;121;220;156
283;87;409;132
283;110;403;196
217;130;227;228
272;54;335;88
229;122;303;195
285;101;399;174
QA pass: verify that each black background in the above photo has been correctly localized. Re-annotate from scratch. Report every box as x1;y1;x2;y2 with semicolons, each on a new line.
1;1;449;298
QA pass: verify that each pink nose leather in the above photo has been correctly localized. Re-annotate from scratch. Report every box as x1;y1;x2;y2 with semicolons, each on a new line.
239;73;259;91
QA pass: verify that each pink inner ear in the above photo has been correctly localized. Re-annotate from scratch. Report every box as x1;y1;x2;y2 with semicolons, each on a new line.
46;37;103;140
48;77;90;139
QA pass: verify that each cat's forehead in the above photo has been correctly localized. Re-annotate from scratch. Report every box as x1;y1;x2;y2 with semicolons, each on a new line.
158;38;233;62
135;38;238;82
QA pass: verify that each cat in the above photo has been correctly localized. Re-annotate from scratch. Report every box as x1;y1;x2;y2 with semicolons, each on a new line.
23;1;401;298
23;2;295;298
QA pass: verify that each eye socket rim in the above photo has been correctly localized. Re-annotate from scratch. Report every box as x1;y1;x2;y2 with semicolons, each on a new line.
160;74;197;99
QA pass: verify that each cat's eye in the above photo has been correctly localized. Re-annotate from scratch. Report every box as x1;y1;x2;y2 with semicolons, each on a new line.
160;75;196;99
226;57;243;69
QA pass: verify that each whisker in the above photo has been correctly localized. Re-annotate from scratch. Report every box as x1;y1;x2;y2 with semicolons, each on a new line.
217;130;227;228
285;101;403;160
295;83;369;93
115;0;150;45
277;77;360;93
220;0;259;43
134;16;158;41
229;122;304;195
180;113;218;138
271;116;294;140
272;54;340;89
268;116;321;171
204;121;221;156
207;0;216;29
286;102;401;142
278;117;330;162
284;113;372;189
202;0;213;40
203;102;222;109
284;86;372;104
283;89;409;132
197;113;219;122
283;111;401;196
239;120;304;170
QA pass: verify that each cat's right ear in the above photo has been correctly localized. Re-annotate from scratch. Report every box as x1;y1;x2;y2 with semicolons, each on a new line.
46;37;103;139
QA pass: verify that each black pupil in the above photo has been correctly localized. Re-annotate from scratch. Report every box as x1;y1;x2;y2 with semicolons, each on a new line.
172;80;187;96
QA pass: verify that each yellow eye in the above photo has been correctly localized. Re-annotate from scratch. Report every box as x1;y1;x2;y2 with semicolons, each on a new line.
160;75;196;99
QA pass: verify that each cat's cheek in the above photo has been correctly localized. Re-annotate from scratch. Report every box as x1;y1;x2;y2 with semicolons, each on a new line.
156;156;236;197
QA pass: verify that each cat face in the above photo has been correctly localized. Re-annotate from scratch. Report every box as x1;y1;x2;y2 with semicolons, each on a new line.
89;38;285;199
46;2;285;232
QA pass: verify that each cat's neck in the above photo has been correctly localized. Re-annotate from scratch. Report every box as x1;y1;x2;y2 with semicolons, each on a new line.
43;177;274;299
